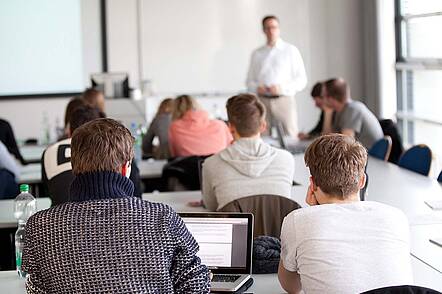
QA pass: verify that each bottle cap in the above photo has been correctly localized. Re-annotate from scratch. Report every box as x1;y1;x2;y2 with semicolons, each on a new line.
19;184;29;193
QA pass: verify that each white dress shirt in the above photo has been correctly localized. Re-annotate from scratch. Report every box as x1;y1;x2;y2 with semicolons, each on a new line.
246;38;307;96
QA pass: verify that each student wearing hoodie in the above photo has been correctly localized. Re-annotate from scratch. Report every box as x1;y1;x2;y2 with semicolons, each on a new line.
202;94;294;211
168;95;233;157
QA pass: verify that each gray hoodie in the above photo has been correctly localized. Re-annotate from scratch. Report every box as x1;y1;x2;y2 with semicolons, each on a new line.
202;137;294;211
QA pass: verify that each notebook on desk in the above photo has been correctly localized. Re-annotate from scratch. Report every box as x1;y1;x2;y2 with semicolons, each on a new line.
179;212;254;292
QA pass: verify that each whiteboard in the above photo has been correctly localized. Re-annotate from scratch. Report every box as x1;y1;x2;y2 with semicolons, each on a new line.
141;0;309;94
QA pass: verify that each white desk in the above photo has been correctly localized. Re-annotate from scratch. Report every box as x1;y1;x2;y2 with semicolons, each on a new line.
17;159;167;186
17;163;41;185
410;224;442;273
137;159;166;179
19;145;46;163
0;198;51;229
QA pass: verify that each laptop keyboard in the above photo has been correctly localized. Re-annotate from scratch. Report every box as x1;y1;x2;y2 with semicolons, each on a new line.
212;275;241;283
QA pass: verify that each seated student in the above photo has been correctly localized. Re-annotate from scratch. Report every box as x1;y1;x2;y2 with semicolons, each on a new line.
82;87;106;113
297;82;334;140
0;141;20;199
42;106;142;205
168;95;232;157
23;118;210;293
278;134;413;294
0;118;26;164
62;96;86;139
202;94;294;211
142;98;173;159
322;78;383;149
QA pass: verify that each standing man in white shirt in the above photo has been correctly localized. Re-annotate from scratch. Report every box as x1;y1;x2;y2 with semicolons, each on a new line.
246;15;307;138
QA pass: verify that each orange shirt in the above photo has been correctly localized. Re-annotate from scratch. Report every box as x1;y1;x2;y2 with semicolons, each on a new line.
168;110;233;157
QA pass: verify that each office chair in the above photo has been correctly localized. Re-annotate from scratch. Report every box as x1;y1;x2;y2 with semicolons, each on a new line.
368;136;392;161
398;144;432;176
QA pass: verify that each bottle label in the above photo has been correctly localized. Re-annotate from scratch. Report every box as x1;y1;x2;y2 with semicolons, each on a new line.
16;251;22;267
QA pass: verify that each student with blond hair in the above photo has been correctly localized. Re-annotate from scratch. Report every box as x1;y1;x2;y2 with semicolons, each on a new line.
168;95;232;157
278;134;413;294
202;93;294;211
23;118;210;293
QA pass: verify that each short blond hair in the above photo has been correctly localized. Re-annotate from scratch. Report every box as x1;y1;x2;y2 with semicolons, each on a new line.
304;134;367;198
71;118;134;175
172;95;200;120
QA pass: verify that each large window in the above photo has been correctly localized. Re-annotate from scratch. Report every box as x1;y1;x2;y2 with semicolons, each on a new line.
395;0;442;157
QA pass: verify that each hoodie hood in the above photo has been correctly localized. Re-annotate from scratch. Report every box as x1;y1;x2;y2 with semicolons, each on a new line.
219;137;277;177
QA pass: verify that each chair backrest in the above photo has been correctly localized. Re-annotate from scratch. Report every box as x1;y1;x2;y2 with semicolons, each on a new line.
379;119;404;164
161;155;211;191
398;144;432;176
361;285;440;294
219;194;301;238
368;136;392;161
437;170;442;183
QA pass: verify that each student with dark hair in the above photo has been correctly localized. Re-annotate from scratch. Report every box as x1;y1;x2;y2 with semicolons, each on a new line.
322;78;383;149
0;140;20;199
42;105;142;205
82;88;105;113
23;118;210;293
298;82;334;140
62;97;86;139
278;134;413;293
0;118;26;164
202;93;294;211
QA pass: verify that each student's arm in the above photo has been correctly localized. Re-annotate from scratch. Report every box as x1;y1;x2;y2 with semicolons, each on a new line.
22;217;45;294
341;128;355;138
321;109;335;134
170;212;210;293
168;125;177;157
278;216;302;294
278;262;302;294
201;160;219;211
141;117;157;156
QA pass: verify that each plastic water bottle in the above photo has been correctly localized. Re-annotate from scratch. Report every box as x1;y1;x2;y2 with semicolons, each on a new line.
14;184;36;278
131;122;142;163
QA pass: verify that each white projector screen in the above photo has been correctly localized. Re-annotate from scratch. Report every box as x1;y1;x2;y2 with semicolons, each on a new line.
0;0;98;96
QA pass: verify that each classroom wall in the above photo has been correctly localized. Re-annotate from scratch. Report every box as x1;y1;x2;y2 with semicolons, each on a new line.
0;0;368;140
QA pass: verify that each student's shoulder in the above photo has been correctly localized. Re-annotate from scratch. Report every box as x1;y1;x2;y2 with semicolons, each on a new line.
363;201;408;222
273;147;295;162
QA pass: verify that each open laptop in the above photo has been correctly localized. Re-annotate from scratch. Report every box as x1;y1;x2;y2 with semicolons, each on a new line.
179;212;254;292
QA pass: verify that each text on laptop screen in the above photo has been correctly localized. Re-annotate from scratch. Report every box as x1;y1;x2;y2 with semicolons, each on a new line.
182;217;249;268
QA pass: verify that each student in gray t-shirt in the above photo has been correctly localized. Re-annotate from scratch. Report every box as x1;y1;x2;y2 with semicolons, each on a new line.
278;134;413;294
322;78;383;149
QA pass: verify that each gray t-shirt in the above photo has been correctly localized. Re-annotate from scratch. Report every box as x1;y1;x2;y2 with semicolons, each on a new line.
280;201;413;294
333;100;383;149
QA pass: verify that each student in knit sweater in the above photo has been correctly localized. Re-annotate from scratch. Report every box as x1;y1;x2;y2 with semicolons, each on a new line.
202;93;295;211
23;118;210;293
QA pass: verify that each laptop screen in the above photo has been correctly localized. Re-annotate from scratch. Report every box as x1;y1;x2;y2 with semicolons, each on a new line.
180;213;253;274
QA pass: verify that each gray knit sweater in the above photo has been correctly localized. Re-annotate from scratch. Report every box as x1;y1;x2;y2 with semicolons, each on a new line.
22;172;210;293
202;137;295;211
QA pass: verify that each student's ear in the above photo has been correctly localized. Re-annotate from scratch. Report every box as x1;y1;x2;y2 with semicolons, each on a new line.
121;161;132;179
306;176;319;206
259;120;267;134
358;172;366;189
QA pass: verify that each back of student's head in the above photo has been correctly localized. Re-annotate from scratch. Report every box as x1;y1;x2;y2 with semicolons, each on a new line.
156;98;174;116
69;105;103;134
226;94;266;137
64;97;86;127
310;82;325;98
172;95;200;120
324;78;349;103
71;118;134;175
82;88;105;112
304;134;367;199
